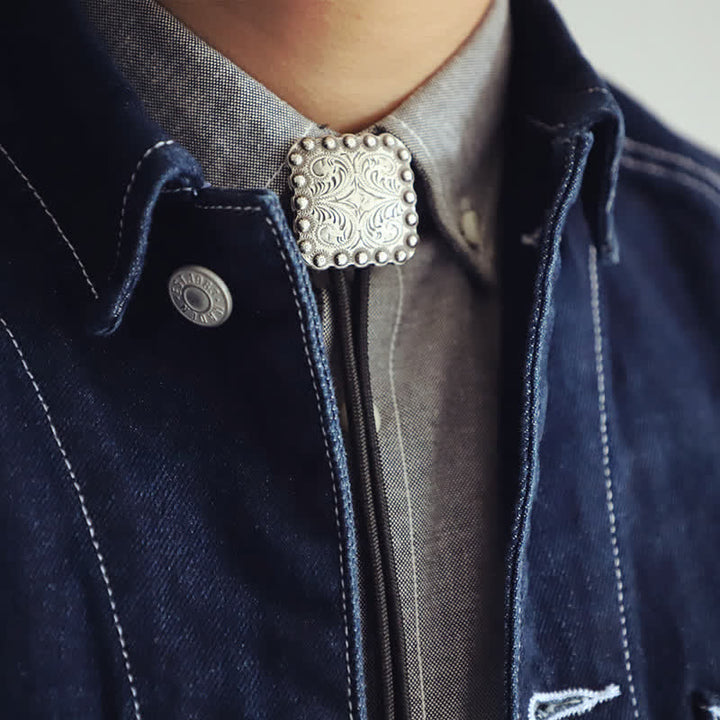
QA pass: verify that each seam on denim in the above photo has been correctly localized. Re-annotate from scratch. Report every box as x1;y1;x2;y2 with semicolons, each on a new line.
604;151;622;252
264;119;318;191
0;314;142;720
589;244;640;719
526;86;613;133
508;137;581;720
114;139;176;277
526;123;619;257
193;203;355;720
0;142;99;299
527;117;568;132
581;86;612;97
195;204;264;213
624;137;720;192
264;211;354;720
620;155;720;210
160;187;197;195
527;684;620;720
388;264;427;720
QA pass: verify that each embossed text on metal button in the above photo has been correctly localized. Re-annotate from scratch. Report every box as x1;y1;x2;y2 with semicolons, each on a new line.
287;132;420;270
168;265;232;327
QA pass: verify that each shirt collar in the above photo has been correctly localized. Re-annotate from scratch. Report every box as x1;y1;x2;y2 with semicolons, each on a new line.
0;0;623;333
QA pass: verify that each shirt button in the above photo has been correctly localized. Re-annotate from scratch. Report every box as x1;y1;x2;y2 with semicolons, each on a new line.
168;265;233;327
459;196;483;248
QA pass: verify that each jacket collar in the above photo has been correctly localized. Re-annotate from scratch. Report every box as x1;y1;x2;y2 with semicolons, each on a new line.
1;0;623;333
2;0;205;334
508;0;625;262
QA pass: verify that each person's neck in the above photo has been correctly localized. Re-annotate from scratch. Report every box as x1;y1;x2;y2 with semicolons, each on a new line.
157;0;494;132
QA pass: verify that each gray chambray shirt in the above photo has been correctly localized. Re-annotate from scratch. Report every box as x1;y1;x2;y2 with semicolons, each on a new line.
79;0;512;717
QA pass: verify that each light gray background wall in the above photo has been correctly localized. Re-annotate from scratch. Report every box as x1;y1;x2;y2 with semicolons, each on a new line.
551;0;720;154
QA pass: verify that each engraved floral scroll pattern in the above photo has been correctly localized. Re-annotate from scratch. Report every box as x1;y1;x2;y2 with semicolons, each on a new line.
310;152;404;249
288;133;420;269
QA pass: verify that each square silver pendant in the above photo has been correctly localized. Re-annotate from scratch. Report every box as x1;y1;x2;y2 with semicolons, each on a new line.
287;132;419;269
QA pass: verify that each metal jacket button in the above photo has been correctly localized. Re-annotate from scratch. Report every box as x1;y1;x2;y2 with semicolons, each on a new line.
168;265;233;327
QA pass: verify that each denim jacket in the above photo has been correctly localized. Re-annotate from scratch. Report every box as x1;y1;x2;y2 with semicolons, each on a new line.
1;0;719;718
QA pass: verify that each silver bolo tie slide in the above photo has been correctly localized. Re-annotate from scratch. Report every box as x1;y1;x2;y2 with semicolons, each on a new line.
286;131;419;270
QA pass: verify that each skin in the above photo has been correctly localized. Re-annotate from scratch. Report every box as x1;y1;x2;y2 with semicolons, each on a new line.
158;0;495;132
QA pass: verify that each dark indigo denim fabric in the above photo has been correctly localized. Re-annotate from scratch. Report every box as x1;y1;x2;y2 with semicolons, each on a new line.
1;0;719;719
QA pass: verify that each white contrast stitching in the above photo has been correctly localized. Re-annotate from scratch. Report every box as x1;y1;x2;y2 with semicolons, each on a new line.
160;187;197;195
528;684;621;720
605;141;622;219
114;139;176;273
0;315;142;720
0;142;99;299
624;137;720;193
582;86;613;97
526;86;612;132
620;155;720;209
194;205;263;213
388;265;428;720
526;117;568;132
588;245;640;719
194;203;355;720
